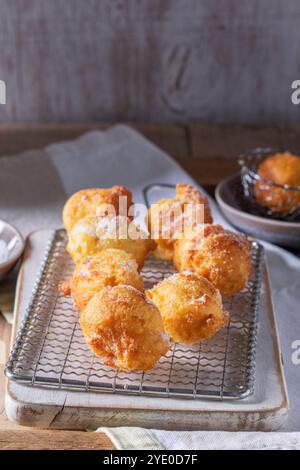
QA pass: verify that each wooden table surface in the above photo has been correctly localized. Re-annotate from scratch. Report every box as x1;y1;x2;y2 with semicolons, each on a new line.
0;122;299;450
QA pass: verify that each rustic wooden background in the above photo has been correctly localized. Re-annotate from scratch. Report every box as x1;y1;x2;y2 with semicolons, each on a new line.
0;0;300;124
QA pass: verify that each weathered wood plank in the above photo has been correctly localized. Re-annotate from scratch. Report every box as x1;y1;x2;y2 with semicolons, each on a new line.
2;123;300;162
177;157;239;185
278;124;300;152
0;123;189;159
189;123;300;159
0;0;300;124
188;123;285;159
0;430;114;450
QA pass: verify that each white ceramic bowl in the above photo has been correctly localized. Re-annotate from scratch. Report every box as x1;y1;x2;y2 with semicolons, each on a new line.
0;219;25;280
215;174;300;249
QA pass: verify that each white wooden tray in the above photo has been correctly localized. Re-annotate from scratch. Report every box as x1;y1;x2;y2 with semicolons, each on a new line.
5;230;289;431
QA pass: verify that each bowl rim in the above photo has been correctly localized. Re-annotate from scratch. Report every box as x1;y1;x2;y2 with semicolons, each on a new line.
238;147;300;191
215;173;300;228
0;218;25;269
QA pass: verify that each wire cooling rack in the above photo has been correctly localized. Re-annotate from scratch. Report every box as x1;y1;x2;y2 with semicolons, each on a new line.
6;229;264;400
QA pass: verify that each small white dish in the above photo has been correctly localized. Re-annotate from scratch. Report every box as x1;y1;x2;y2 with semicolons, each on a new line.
215;174;300;248
0;219;25;280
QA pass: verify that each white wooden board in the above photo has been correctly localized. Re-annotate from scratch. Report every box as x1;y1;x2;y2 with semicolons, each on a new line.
5;230;289;431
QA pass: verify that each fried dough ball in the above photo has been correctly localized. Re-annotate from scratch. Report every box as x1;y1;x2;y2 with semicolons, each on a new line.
63;186;133;232
70;249;144;311
80;285;170;370
173;224;253;297
67;215;155;268
255;152;300;214
148;184;212;261
146;271;229;345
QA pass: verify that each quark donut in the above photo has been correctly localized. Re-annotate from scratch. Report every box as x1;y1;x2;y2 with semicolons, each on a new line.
146;271;229;345
173;224;252;297
254;152;300;214
80;285;169;370
70;249;144;311
148;184;212;261
67;214;155;268
63;186;133;232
